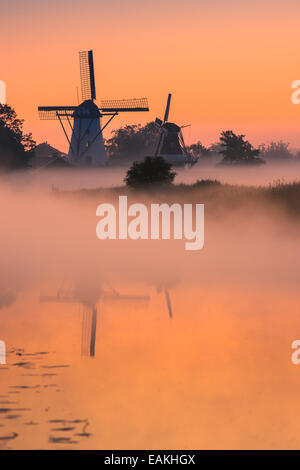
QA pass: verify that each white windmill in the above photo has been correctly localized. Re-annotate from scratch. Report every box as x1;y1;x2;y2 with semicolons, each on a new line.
38;50;149;167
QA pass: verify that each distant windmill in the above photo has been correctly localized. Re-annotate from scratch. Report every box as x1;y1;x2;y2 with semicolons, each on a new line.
40;284;150;358
155;93;196;166
38;50;149;167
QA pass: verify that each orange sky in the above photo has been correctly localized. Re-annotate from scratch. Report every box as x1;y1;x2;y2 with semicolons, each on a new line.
2;0;300;152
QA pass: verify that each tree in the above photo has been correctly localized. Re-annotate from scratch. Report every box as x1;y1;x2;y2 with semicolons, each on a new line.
0;104;36;171
218;130;265;166
208;142;223;154
0;105;35;151
106;122;160;165
187;141;211;160
259;141;293;161
124;156;176;188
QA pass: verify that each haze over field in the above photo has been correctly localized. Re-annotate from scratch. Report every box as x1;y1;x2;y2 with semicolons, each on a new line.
1;161;300;192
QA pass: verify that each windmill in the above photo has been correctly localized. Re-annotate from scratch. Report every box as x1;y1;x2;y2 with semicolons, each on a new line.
40;283;150;358
154;93;196;166
38;50;149;167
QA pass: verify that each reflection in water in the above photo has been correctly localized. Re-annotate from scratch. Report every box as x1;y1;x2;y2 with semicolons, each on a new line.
0;432;18;441
40;283;150;357
1;282;300;449
156;288;173;319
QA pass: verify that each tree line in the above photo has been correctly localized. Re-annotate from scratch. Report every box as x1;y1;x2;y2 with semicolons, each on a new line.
0;104;299;172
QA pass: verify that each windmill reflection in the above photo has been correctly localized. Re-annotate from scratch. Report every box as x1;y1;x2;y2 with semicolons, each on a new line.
156;286;173;319
164;289;173;319
40;283;150;358
81;305;98;357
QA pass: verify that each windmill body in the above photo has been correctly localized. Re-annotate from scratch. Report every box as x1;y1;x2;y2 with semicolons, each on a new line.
159;122;185;165
68;100;107;166
38;50;149;167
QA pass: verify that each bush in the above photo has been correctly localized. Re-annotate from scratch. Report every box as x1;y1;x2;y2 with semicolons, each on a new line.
124;156;176;188
193;179;221;188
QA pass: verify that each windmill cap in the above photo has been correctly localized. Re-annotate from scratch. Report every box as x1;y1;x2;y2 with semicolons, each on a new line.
74;100;100;118
163;122;181;132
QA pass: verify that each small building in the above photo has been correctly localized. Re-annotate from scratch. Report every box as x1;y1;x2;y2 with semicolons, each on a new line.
31;142;70;169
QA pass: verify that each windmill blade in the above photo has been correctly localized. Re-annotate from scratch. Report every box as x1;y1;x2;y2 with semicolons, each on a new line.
164;289;173;319
38;106;76;120
163;93;172;123
79;50;96;102
154;129;164;157
179;129;189;156
100;97;149;112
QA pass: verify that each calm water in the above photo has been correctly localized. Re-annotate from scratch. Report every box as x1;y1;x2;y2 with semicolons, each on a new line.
1;282;300;450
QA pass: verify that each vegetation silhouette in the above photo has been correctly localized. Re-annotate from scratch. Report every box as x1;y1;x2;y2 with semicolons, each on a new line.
187;141;212;160
124;156;176;188
218;130;265;166
186;137;300;165
0;104;36;171
106;122;159;165
259;141;293;161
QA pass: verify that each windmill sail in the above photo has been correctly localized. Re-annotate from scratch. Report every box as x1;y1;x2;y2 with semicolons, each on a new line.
164;94;172;122
38;106;76;120
100;98;149;112
79;50;96;101
155;94;172;156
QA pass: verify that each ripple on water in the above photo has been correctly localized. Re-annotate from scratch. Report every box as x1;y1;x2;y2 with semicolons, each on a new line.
0;432;18;441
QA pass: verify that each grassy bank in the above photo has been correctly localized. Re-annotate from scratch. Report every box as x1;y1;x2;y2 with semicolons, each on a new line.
57;179;300;217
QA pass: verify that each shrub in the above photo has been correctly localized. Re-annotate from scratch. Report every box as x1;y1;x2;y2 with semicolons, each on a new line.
124;156;176;188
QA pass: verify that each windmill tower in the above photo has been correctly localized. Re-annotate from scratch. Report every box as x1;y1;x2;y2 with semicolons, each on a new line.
38;50;149;167
155;94;196;166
